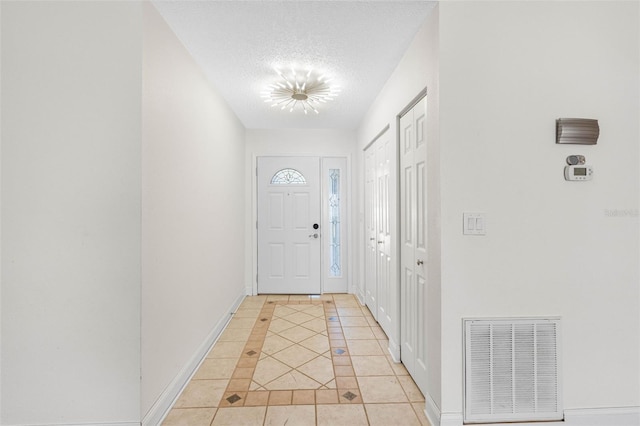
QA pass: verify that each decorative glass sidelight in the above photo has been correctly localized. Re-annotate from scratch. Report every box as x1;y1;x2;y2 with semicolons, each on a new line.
270;168;306;184
329;169;341;277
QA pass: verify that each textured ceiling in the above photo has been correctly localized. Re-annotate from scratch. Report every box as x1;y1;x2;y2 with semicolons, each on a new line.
152;1;436;129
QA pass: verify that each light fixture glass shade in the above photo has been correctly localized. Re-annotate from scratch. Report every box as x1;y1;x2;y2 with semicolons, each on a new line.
262;67;340;114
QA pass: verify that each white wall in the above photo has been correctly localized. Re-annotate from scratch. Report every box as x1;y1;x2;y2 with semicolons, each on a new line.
439;0;639;417
1;2;142;424
141;3;246;419
355;4;441;410
245;129;357;294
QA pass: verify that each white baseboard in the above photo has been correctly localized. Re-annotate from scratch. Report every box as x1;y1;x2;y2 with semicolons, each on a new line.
425;394;441;426
3;422;140;426
387;336;401;362
564;407;640;425
142;291;246;426
427;406;640;426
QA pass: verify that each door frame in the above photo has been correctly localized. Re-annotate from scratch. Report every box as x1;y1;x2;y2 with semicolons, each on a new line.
251;154;351;296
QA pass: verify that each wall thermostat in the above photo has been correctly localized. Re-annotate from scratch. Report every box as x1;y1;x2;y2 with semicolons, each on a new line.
566;155;586;165
564;165;593;181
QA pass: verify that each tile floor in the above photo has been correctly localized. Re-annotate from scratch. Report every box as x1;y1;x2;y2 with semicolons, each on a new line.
162;294;430;426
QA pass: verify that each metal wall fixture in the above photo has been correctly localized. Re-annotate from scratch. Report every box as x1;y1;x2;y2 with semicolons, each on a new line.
556;118;599;145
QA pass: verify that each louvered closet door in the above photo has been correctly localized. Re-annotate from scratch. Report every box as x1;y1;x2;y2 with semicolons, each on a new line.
399;96;428;394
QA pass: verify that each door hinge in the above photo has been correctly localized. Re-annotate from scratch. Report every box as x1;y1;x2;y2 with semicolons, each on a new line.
256;221;258;229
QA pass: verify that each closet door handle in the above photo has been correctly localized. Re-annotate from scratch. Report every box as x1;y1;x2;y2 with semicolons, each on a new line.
416;259;424;266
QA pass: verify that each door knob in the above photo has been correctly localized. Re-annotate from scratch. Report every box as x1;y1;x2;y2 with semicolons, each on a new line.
417;259;424;266
370;237;375;241
378;240;383;244
309;233;319;239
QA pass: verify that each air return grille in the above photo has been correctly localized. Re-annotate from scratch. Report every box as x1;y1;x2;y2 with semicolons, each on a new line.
463;318;562;424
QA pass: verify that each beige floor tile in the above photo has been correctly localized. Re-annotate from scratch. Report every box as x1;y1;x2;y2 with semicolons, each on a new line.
219;391;247;407
299;333;330;354
357;376;408;403
292;389;315;405
253;357;292;386
334;365;355;377
262;334;295;355
217;327;252;342
268;318;297;333
335;376;358;389
227;378;251;391
272;344;318;368
315;389;339;404
347;339;385;356
269;390;293;405
211;406;266;425
206;341;245;358
366;316;379;326
365;403;421;426
297;356;335;385
338;316;370;327
244;390;270;406
316;404;368;426
398;375;425;402
162;407;216;425
265;405;316;426
237;356;259;368
264;370;322;390
301;317;327;332
231;367;255;379
337;307;364;317
371;326;388;339
412;402;432;426
278;325;317;343
233;308;262;318
388;356;410;376
338;389;362;404
285;311;316;324
351;355;394;376
193;358;237;380
342;326;376;340
227;317;258;329
174;380;228;408
274;305;298;318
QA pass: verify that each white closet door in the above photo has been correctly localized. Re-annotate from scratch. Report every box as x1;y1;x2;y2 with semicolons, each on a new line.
364;147;378;319
375;133;394;336
400;97;428;393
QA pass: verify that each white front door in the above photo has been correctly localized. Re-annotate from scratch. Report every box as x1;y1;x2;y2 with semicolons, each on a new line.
399;96;428;393
257;157;321;294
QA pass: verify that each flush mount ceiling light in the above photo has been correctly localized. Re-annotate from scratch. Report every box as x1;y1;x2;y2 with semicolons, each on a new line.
261;67;341;114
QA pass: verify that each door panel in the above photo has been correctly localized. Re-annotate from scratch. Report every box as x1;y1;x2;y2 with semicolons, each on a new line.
400;97;428;393
258;157;321;294
364;147;377;317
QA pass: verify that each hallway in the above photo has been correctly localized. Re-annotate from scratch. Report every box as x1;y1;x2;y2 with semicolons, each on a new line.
162;294;430;425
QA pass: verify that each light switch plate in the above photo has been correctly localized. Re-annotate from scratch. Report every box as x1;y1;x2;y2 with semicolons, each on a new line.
463;213;486;235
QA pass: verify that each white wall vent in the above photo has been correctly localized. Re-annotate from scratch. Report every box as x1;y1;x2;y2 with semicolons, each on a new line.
463;318;563;424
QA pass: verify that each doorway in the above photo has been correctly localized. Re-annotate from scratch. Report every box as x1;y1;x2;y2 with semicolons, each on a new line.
257;156;321;294
256;156;349;295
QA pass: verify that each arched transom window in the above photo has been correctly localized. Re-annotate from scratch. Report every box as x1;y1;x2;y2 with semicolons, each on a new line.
270;168;306;185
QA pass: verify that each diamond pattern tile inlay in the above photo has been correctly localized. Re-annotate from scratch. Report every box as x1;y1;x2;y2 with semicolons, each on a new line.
342;391;357;401
226;393;242;404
